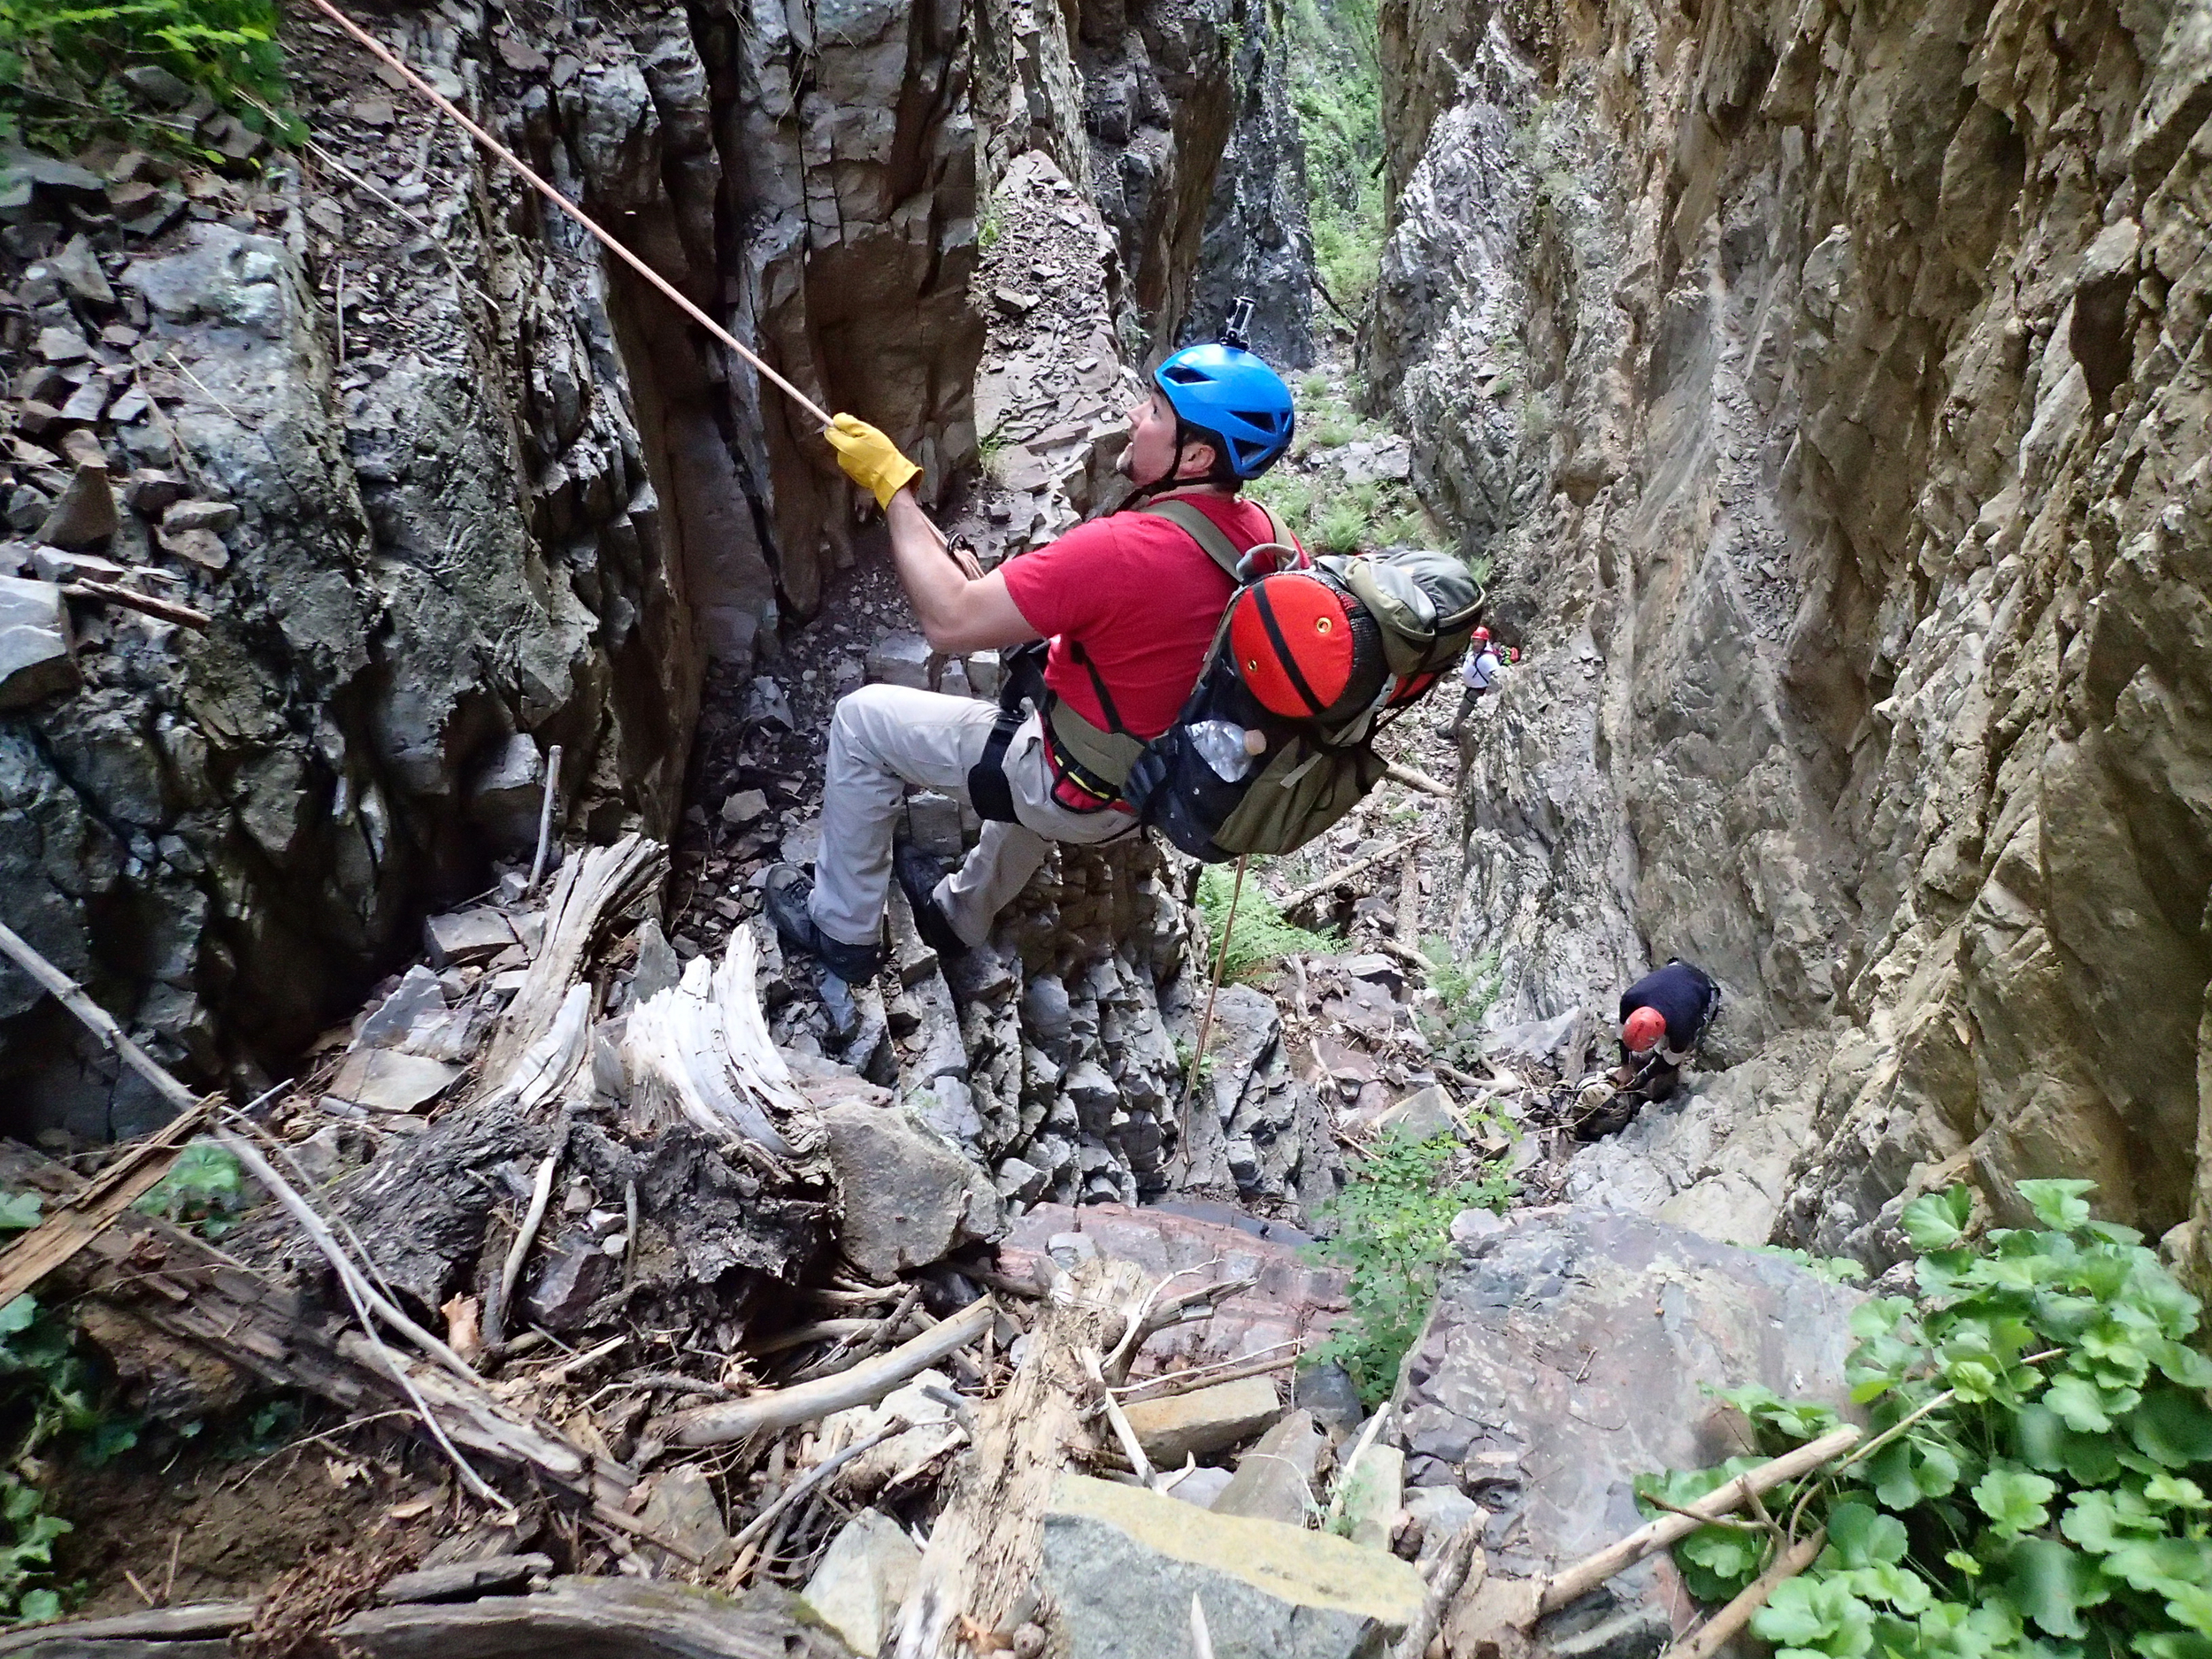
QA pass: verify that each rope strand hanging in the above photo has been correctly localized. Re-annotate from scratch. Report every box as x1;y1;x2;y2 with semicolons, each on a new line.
298;0;968;561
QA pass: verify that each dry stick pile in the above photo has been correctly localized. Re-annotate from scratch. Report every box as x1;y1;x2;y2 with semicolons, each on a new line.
0;862;1872;1654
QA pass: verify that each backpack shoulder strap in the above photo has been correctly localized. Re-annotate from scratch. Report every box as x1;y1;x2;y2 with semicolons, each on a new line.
1135;498;1248;581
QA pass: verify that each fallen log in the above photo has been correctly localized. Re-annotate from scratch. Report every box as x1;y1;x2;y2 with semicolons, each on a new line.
0;1093;212;1307
486;832;662;1076
0;1600;255;1654
332;1574;853;1659
1278;833;1427;918
890;1256;1152;1659
1667;1526;1826;1659
666;1296;996;1447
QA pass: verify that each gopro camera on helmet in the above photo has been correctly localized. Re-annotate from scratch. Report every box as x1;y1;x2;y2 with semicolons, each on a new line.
1220;296;1256;351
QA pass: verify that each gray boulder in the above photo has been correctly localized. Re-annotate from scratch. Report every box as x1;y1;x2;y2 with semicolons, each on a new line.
819;1099;1004;1276
1042;1472;1425;1658
1397;1210;1863;1650
0;576;76;709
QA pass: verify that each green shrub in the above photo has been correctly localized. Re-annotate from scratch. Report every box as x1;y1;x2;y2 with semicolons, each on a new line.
0;1196;150;1624
0;0;296;157
1286;0;1386;313
1308;1130;1515;1405
133;1141;249;1240
1195;865;1340;984
1311;500;1370;556
1640;1182;2212;1659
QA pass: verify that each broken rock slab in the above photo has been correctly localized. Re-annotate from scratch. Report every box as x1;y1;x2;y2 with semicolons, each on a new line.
1120;1374;1280;1463
1212;1408;1327;1525
1398;1209;1863;1645
355;966;447;1050
997;1204;1347;1374
802;1509;920;1656
1042;1472;1426;1659
424;909;518;968
0;574;77;709
865;630;933;690
326;1049;460;1114
819;1098;1003;1277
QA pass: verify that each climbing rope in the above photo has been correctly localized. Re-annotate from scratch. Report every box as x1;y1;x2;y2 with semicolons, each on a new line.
300;0;971;562
1174;853;1248;1161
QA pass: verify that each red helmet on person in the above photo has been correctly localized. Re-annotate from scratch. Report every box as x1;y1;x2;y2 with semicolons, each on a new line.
1473;626;1491;643
1623;1006;1667;1053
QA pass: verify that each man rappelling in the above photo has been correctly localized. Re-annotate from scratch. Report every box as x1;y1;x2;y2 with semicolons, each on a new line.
763;320;1302;983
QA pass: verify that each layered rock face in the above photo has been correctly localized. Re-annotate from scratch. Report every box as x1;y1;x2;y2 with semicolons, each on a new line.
1;0;1310;1135
1367;0;2212;1284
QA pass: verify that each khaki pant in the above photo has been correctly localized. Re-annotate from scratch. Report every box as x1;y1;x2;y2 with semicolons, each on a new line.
809;684;1140;950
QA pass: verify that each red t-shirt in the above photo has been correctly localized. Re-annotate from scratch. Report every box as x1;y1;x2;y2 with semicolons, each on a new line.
1001;496;1298;740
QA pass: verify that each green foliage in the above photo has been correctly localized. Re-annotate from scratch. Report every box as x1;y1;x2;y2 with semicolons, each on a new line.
1640;1182;2212;1659
1286;0;1385;313
1754;1244;1873;1286
0;1186;170;1624
1308;1130;1515;1404
1195;864;1340;984
1413;943;1501;1071
133;1141;248;1240
0;0;296;158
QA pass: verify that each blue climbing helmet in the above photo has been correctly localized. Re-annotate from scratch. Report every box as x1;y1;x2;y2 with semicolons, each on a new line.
1154;297;1295;480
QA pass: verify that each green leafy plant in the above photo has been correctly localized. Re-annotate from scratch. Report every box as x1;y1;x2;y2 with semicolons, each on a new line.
0;1187;164;1624
1286;0;1386;313
1194;865;1340;984
0;0;296;158
133;1141;249;1240
1414;943;1502;1071
1638;1181;2212;1659
1308;1130;1514;1405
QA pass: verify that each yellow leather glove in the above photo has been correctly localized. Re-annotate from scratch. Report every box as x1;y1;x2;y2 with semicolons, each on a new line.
826;413;921;510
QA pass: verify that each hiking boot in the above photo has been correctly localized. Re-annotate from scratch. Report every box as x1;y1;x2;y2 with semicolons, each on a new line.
763;864;883;983
893;836;969;960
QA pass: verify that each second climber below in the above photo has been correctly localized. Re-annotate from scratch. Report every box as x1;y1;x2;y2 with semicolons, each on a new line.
762;328;1302;983
1614;957;1723;1103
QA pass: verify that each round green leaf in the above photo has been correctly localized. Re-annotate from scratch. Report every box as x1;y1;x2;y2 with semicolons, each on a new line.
1974;1466;2058;1533
2128;1389;2212;1469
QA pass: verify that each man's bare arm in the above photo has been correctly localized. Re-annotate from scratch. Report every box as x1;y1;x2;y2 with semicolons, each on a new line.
887;489;1041;655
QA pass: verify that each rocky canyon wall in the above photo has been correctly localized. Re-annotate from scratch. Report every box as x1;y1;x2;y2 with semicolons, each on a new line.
1367;0;2212;1287
1;0;1308;1135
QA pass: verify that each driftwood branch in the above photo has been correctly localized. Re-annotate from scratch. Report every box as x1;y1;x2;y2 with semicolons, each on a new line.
1110;1342;1303;1405
1279;833;1427;918
62;579;212;629
485;1142;562;1351
1385;760;1454;799
730;1419;906;1551
1080;1347;1154;1485
668;1297;996;1447
1666;1526;1825;1659
528;742;564;889
0;919;200;1117
1536;1425;1858;1614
